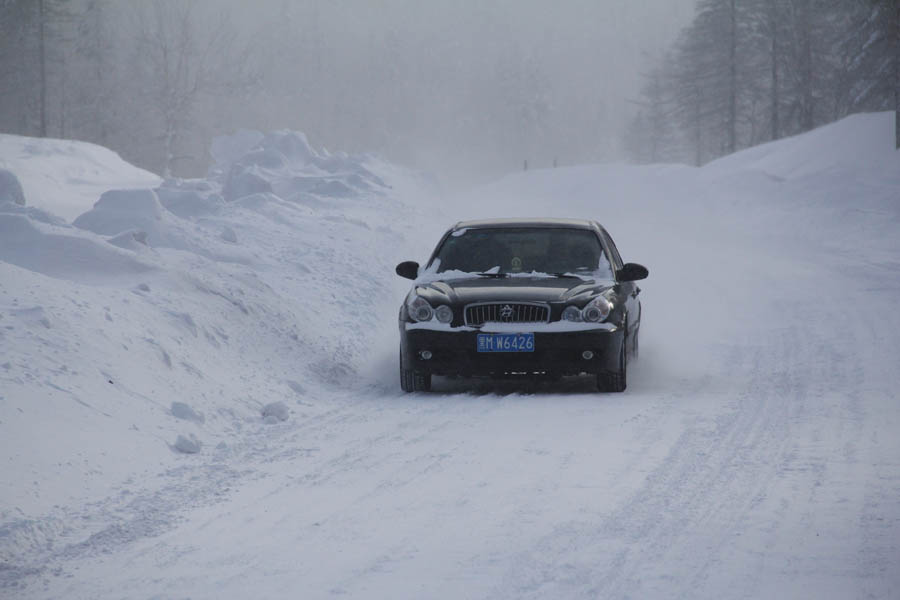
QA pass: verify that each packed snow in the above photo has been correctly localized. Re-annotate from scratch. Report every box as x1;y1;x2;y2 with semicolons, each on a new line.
1;113;899;598
0;134;161;222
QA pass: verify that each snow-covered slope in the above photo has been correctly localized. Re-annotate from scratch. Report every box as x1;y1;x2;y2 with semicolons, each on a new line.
0;134;161;222
2;113;899;598
1;130;442;522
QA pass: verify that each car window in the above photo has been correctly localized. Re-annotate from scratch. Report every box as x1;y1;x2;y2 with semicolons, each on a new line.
431;228;613;277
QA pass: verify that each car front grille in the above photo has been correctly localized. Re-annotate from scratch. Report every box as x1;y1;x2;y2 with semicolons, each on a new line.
465;302;551;327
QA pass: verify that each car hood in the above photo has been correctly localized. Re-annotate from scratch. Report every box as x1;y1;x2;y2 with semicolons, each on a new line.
414;276;612;306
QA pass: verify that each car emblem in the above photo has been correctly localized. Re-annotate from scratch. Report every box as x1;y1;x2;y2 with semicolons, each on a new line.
500;304;514;321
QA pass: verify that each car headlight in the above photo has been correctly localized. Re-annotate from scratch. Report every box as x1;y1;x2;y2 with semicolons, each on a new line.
407;296;434;322
435;305;453;323
562;306;583;322
582;296;613;322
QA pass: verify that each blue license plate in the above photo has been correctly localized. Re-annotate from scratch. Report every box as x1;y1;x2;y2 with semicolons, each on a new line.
477;333;535;352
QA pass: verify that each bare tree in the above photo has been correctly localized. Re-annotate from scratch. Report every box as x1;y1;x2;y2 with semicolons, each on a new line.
132;0;254;177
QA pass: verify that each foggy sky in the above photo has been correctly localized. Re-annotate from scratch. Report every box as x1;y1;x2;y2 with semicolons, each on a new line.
1;0;699;183
213;0;698;183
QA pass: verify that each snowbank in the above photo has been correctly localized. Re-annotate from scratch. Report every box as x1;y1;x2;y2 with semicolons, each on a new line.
0;134;161;222
0;127;439;522
219;130;390;205
704;111;900;181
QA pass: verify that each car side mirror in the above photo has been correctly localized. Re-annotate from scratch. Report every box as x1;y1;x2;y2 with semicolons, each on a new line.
617;262;648;282
396;260;420;280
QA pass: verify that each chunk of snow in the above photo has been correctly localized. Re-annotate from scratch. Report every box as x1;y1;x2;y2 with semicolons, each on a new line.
224;168;273;202
107;229;149;251
73;189;164;236
0;168;26;206
155;184;222;219
261;402;289;423
170;402;205;424
173;434;202;454
220;226;237;243
73;188;244;262
0;213;152;282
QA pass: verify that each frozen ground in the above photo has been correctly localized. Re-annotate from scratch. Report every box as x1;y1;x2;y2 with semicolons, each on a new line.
1;114;899;599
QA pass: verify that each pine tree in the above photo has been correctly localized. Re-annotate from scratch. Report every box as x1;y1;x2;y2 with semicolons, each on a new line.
625;63;676;164
843;0;900;147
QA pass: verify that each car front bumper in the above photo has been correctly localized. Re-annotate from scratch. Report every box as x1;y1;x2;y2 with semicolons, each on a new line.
399;321;623;377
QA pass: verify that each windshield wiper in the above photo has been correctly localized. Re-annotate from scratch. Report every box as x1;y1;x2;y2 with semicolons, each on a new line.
549;272;587;279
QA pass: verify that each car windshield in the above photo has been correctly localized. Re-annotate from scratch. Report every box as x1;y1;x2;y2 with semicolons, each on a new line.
430;227;613;277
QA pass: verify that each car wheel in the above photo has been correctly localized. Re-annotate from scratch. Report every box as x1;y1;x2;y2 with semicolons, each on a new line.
399;348;432;392
597;334;627;393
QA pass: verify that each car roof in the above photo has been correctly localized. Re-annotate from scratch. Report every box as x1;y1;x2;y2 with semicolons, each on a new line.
452;218;597;230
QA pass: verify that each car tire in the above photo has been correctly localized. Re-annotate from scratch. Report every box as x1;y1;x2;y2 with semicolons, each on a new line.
597;334;627;393
400;349;431;392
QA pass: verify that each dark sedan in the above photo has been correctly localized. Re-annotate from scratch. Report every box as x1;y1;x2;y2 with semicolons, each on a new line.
395;218;648;392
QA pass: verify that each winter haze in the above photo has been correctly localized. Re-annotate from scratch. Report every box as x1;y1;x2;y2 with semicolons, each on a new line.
2;1;900;599
1;0;696;182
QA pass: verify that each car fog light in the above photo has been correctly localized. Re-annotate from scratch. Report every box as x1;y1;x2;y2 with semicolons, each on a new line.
419;350;433;360
582;350;594;360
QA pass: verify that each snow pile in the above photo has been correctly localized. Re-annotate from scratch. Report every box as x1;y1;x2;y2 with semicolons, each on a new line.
0;126;440;525
154;178;223;219
218;130;390;206
0;133;161;221
71;188;238;261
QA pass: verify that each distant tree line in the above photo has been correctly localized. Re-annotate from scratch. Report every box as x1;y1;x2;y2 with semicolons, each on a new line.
0;1;685;180
626;0;900;165
0;0;254;177
0;1;591;180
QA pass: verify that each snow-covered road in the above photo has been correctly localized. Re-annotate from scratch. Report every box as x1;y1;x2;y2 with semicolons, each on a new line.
2;114;899;598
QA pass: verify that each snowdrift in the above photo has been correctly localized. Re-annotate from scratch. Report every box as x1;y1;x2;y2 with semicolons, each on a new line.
703;111;899;181
1;128;442;524
0;134;161;222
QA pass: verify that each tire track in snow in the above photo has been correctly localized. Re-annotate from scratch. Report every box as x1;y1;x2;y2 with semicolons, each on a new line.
493;319;847;599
